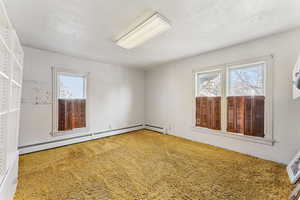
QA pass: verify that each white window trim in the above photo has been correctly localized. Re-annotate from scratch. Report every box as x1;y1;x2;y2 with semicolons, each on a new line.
52;67;90;137
192;55;274;146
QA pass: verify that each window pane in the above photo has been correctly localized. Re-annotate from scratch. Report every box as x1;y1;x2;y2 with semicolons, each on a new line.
228;63;265;96
59;75;85;99
227;62;265;138
197;72;221;97
196;97;221;130
196;71;222;130
226;96;264;137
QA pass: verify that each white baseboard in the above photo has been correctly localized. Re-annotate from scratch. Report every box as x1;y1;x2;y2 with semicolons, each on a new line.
0;153;19;200
144;124;166;134
19;125;144;155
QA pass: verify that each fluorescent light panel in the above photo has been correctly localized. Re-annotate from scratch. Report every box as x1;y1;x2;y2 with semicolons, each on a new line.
116;13;171;49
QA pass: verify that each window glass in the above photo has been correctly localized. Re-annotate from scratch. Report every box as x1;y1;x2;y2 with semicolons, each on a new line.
58;75;85;99
197;72;221;97
228;63;265;96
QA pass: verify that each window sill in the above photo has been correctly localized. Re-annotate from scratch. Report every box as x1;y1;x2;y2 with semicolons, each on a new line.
191;126;275;146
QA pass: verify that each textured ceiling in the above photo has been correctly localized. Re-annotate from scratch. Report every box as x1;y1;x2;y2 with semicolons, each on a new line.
6;0;300;68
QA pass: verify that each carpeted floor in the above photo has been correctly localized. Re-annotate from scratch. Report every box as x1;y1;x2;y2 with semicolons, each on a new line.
14;130;292;200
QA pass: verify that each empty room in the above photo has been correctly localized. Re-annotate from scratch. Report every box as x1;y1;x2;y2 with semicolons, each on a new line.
1;0;300;199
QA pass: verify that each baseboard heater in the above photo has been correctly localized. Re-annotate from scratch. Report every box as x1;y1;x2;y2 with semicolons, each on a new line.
19;124;144;155
144;124;166;133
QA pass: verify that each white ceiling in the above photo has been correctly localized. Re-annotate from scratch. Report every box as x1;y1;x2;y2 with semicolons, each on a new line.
6;0;300;68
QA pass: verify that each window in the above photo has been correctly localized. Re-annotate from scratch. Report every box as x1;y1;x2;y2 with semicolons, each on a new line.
195;71;222;130
53;68;88;135
194;57;273;143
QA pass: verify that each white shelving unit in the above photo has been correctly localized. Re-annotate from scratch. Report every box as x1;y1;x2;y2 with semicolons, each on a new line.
0;0;24;186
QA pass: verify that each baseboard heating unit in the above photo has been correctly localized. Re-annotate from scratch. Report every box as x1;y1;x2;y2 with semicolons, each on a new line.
144;124;166;133
19;125;144;155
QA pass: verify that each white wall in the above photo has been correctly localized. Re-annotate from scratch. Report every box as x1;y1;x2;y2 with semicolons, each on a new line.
19;46;145;147
20;28;300;164
145;28;300;165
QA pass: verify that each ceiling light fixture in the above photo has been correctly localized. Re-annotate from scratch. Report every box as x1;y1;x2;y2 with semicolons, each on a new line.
115;12;171;49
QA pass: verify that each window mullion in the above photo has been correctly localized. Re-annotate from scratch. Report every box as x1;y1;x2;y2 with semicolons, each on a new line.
221;68;227;132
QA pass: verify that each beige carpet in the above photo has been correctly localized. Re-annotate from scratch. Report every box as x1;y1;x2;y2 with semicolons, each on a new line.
14;130;292;200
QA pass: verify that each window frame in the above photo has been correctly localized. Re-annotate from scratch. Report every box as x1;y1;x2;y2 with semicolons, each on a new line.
52;67;89;136
192;55;274;146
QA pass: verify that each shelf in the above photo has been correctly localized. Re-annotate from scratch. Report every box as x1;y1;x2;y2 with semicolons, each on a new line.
12;60;22;85
0;71;8;80
14;57;23;70
0;32;10;53
12;80;21;88
0;27;9;49
0;111;8;115
0;0;22;184
9;108;19;113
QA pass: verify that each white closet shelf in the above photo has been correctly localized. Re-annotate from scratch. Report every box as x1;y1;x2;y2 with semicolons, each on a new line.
14;58;23;70
0;111;8;115
0;0;23;195
0;71;8;80
9;108;20;113
0;33;10;52
12;80;21;87
11;51;23;67
0;31;24;67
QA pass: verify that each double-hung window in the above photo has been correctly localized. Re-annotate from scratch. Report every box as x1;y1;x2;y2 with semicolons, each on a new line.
194;56;273;144
53;68;88;135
